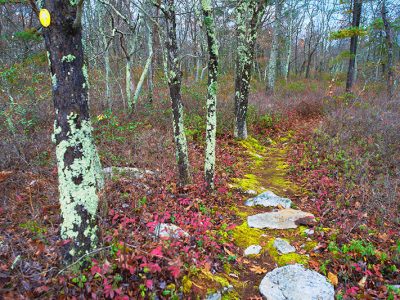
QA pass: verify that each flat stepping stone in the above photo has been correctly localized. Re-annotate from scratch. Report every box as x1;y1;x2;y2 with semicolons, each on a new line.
259;264;334;300
273;238;295;254
244;245;262;256
248;208;315;229
154;223;189;239
245;191;292;208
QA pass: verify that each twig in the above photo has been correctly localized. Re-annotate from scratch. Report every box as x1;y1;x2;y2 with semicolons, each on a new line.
56;246;111;276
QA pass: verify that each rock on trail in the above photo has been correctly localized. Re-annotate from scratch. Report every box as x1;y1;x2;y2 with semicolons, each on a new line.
248;208;315;229
244;245;262;256
259;264;334;300
273;238;296;254
245;191;292;208
154;223;189;239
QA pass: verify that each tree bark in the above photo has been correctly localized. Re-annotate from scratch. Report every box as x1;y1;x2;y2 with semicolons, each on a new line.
201;0;219;189
37;0;103;262
162;0;191;185
234;0;266;139
381;0;394;100
345;0;362;92
266;0;281;92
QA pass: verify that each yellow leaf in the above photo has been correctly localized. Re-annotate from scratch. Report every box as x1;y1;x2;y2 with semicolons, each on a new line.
327;272;338;286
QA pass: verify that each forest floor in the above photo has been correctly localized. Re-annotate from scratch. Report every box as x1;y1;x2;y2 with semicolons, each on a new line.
1;109;399;299
0;58;399;299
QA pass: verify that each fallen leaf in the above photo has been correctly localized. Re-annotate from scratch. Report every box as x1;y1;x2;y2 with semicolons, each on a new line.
0;171;13;182
358;276;367;289
327;272;338;286
249;265;267;274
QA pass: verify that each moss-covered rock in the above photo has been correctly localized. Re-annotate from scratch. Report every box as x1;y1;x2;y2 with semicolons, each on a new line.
265;238;309;266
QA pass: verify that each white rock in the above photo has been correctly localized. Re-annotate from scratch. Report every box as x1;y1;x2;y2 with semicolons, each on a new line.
154;223;189;239
245;191;292;208
304;229;314;235
259;264;334;300
247;208;315;229
205;292;221;300
245;189;258;195
244;245;262;256
103;167;155;179
205;285;233;300
273;238;295;254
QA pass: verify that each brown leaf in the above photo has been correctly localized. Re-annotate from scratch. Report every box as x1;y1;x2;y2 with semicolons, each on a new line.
0;171;13;183
249;265;267;274
308;260;320;269
327;272;338;286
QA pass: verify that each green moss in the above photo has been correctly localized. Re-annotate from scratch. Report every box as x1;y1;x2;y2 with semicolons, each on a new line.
231;174;264;193
239;136;266;153
182;275;192;294
222;291;240;300
230;206;249;220
231;222;264;248
304;241;318;252
265;238;309;266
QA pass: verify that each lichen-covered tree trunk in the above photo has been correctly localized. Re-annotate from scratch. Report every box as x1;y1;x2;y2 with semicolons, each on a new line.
38;0;103;262
381;0;394;100
126;57;133;111
164;0;191;185
201;0;219;189
133;22;153;108
345;0;362;92
234;0;266;139
99;4;112;109
266;0;281;92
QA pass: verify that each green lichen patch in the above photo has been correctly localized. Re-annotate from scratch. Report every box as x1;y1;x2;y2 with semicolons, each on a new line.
61;54;76;63
265;238;309;266
231;221;265;249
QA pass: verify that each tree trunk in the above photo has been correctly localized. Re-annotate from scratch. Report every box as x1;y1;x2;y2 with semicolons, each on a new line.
201;0;219;189
381;0;394;100
345;0;362;92
38;0;103;262
133;22;153;109
164;0;191;185
266;0;281;92
234;0;266;139
126;57;133;111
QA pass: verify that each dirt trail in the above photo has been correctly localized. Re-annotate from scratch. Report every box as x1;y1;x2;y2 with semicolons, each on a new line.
222;132;319;299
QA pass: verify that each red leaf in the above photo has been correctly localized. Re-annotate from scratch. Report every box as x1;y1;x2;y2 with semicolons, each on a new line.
168;265;180;278
145;279;153;289
150;246;163;257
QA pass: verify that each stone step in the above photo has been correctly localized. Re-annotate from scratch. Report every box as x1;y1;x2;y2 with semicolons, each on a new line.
247;208;315;229
245;191;292;208
259;264;334;300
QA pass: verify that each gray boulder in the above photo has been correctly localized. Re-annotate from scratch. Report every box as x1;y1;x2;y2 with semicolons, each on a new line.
245;191;292;208
259;264;334;300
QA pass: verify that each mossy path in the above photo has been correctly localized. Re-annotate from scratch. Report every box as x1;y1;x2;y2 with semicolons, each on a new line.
210;133;324;299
